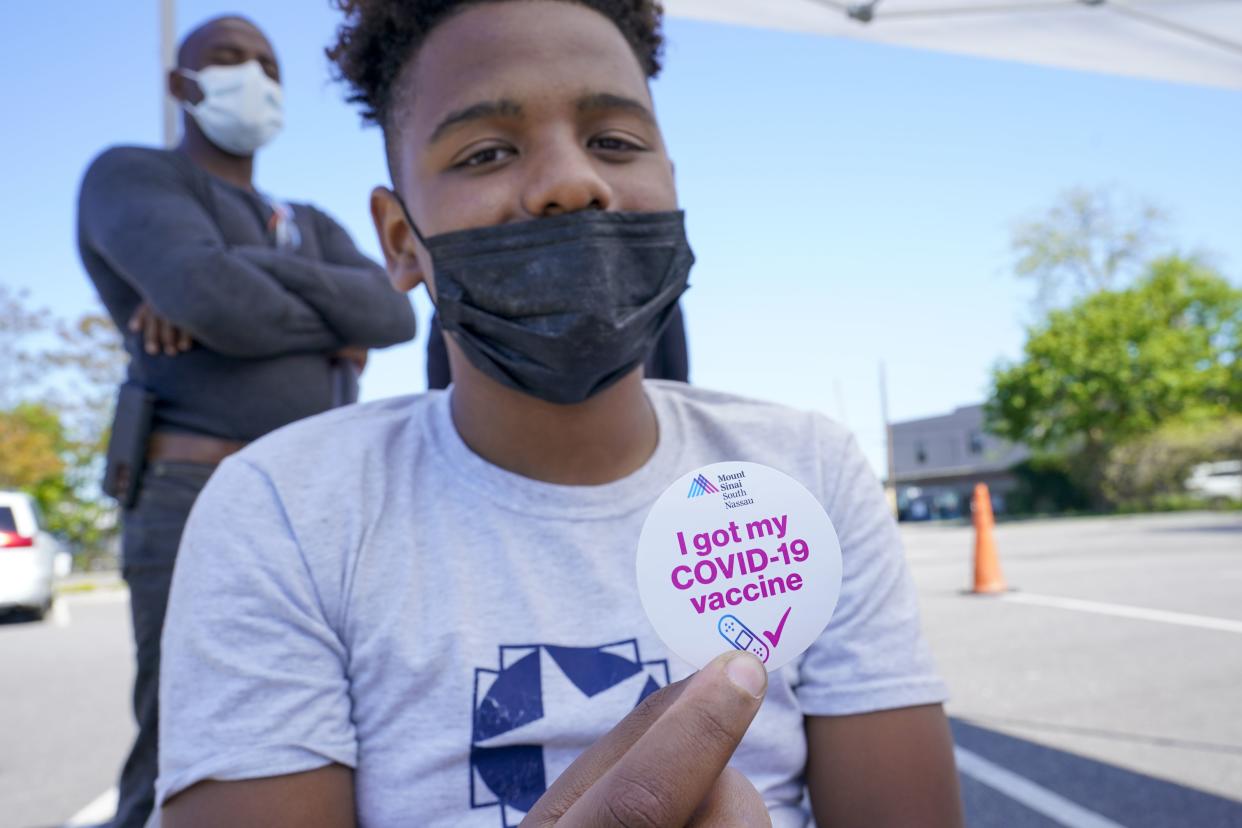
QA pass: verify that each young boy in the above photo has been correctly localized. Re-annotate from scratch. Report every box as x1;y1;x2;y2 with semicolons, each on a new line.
157;2;962;826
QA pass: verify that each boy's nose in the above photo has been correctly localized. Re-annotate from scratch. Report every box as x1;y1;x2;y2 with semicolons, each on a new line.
522;144;614;218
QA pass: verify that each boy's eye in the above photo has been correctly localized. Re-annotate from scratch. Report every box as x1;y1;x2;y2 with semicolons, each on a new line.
590;135;645;153
453;145;516;169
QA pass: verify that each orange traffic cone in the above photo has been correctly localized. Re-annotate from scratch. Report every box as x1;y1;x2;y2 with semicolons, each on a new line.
971;483;1007;594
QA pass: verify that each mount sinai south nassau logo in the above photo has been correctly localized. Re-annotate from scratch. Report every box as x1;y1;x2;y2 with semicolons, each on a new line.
686;474;720;498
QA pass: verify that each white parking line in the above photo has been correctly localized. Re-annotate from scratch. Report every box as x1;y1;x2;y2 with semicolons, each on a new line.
955;746;1126;828
63;786;117;826
1002;592;1242;634
51;597;71;628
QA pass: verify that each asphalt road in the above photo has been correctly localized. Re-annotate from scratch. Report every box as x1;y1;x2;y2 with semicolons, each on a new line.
910;511;1242;826
0;589;132;828
2;512;1240;827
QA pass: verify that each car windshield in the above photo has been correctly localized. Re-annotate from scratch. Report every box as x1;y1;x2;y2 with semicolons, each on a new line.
0;507;17;534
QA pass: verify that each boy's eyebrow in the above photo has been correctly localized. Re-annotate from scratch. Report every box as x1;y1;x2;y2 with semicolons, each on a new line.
426;93;653;146
576;92;655;124
428;98;524;144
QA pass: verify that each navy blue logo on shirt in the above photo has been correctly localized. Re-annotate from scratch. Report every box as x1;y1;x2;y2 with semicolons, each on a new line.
470;640;670;827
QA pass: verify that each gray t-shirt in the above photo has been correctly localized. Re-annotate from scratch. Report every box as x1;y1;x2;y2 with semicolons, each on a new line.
157;382;947;826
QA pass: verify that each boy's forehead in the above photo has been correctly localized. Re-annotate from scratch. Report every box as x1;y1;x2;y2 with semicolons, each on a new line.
397;1;653;138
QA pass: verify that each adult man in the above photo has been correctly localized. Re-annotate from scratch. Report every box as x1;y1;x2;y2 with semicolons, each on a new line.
76;15;415;828
156;2;962;826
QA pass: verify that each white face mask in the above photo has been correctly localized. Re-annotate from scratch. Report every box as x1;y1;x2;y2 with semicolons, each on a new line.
178;59;283;156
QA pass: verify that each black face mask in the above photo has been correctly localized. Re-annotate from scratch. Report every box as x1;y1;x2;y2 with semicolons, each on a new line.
398;200;694;405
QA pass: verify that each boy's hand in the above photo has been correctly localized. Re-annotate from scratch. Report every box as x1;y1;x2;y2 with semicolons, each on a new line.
129;301;193;356
521;651;772;827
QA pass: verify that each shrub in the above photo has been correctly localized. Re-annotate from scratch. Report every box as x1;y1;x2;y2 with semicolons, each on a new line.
1102;416;1242;509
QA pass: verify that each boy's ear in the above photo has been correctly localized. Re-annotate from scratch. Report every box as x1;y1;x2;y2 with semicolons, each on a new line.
370;186;426;293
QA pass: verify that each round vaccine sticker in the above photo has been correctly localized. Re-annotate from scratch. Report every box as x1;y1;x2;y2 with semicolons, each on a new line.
636;461;843;672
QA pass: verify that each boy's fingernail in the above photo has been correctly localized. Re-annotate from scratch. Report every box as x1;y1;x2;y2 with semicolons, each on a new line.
725;653;767;698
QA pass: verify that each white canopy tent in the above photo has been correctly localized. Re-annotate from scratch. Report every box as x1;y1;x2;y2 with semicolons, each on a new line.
157;1;1242;143
663;0;1242;91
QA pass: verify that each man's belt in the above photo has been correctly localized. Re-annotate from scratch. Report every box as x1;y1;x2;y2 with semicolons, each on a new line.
147;432;247;466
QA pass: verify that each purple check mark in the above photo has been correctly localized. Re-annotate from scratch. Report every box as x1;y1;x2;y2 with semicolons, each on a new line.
762;607;792;649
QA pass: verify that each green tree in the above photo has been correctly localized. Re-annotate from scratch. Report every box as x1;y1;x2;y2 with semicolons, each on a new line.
1011;186;1167;311
44;311;127;457
0;285;54;409
0;286;125;562
1101;416;1242;509
986;256;1241;506
0;403;67;491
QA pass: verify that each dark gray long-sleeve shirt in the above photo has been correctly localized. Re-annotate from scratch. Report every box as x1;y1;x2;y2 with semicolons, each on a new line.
78;145;416;441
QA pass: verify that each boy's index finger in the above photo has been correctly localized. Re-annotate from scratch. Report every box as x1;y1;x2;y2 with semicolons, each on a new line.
556;652;767;827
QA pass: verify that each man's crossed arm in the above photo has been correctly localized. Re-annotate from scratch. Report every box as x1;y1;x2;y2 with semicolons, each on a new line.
79;149;414;360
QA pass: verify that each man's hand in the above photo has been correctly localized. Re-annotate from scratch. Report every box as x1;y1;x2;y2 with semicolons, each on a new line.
334;346;368;374
522;650;772;827
129;301;193;356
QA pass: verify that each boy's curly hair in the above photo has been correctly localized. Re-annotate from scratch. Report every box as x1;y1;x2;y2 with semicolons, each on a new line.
327;0;665;132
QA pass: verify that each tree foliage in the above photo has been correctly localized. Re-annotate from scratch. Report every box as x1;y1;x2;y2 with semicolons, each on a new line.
0;403;67;490
0;286;54;409
1011;186;1167;311
986;256;1241;504
1102;416;1242;509
0;285;125;560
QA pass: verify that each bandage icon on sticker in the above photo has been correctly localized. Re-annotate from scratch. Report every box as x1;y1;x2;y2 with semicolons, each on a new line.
718;614;769;663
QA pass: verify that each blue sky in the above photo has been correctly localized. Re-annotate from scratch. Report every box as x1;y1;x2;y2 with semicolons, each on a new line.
2;1;1240;474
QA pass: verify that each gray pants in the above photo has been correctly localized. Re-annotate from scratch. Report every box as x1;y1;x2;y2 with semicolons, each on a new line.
112;461;215;828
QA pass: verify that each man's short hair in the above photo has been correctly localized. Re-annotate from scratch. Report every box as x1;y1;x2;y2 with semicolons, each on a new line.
327;0;666;174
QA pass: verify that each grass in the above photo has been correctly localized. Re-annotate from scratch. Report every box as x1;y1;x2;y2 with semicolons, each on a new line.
54;576;125;596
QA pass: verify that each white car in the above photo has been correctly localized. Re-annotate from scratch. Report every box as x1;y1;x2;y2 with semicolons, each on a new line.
0;490;71;620
1185;460;1242;503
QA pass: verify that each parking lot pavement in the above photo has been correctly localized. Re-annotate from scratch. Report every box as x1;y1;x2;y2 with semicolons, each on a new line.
905;511;1242;824
953;720;1242;827
0;590;133;828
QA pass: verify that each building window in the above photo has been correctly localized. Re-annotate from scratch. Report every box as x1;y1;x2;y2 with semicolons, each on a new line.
916;441;927;464
968;431;984;455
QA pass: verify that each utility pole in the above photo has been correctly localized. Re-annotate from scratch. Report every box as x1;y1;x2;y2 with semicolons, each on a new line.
879;361;898;515
160;0;177;148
